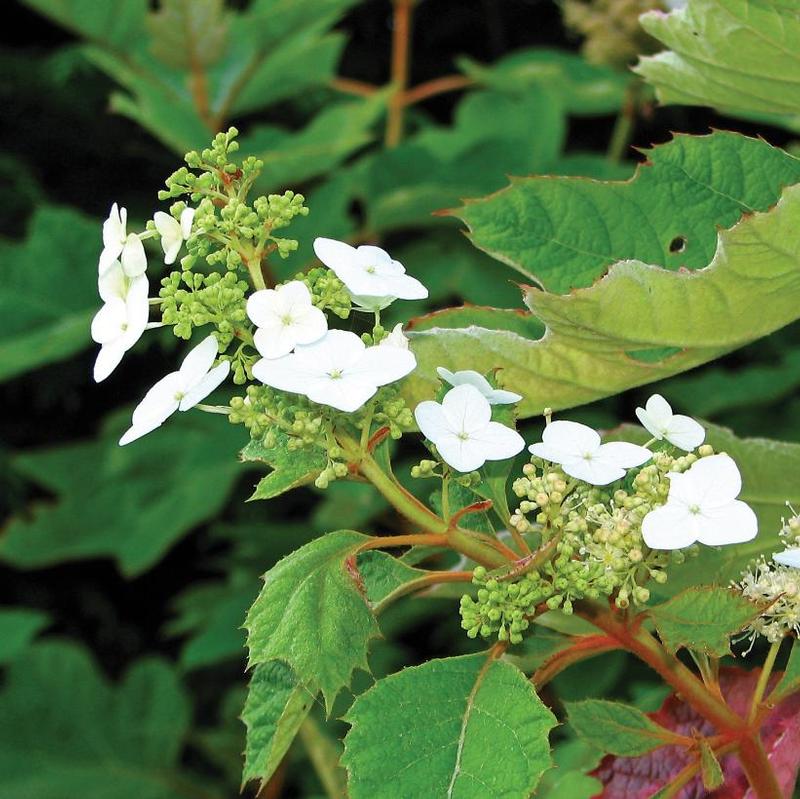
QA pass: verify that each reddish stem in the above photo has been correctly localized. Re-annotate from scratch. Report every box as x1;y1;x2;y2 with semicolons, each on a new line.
402;74;474;106
532;634;620;688
385;0;414;147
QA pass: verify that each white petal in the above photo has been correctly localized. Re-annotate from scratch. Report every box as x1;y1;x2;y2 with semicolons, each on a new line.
437;434;489;473
306;375;376;412
180;207;195;239
252;354;321;395
102;202;126;254
596;442;652;469
98;260;126;303
415;400;453;445
247;289;283;328
278;280;313;310
486;387;523;405
440;384;492;436
380;323;409;349
350;345;417;387
380;272;428;301
178;335;219;387
435;367;521;405
98;246;119;276
469;421;525;463
93;340;126;383
645;394;673;427
532;420;601;462
774;549;800;568
121;234;147;276
253;323;299;359
664;415;705;451
293;306;328;346
300;329;365;371
314;237;359;273
559;456;626;486
356;245;402;275
179;361;230;410
691;454;742;508
119;419;164;446
91;299;126;344
153;211;181;264
642;504;699;550
635;408;661;440
695;500;758;546
130;372;183;430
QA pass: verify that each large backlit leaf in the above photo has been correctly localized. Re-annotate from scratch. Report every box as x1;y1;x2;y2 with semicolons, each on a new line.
3;413;247;576
343;653;556;799
405;179;800;417
636;0;800;119
0;641;201;799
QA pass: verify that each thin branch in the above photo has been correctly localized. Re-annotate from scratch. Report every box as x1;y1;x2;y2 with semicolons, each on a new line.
330;76;379;97
402;74;473;106
385;0;414;147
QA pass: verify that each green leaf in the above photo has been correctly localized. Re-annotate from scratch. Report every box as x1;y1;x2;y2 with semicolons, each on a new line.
240;432;327;501
452;132;800;293
405;178;800;417
3;412;247;576
610;422;800;590
0;206;100;381
0;641;198;799
636;0;800;118
244;94;387;192
699;739;724;791
245;530;378;711
312;481;389;532
146;0;229;69
566;699;676;756
298;715;348;799
771;639;800;702
0;609;49;664
356;549;425;608
343;653;556;799
458;47;629;114
648;587;761;657
241;660;315;789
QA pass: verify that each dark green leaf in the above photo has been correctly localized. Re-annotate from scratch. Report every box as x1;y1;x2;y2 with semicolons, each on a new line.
146;0;229;69
0;609;49;664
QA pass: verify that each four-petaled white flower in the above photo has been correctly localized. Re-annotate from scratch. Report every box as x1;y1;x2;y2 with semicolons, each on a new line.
635;393;705;452
153;207;195;265
119;335;230;445
379;323;410;349
773;549;800;568
99;203;147;277
437;367;521;405
415;384;525;473
313;237;428;311
91;261;149;383
252;329;416;413
642;454;758;550
247;280;328;359
529;420;651;486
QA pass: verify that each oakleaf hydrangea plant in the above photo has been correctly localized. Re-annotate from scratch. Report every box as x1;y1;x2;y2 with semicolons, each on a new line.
90;128;800;799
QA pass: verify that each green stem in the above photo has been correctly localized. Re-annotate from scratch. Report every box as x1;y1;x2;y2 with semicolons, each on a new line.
607;80;640;164
748;639;782;724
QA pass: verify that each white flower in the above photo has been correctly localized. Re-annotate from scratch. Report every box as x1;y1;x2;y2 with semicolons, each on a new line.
415;384;525;473
153;207;195;265
379;323;410;349
99;202;147;277
247;280;327;359
635;393;705;452
529;420;651;486
91;263;149;382
119;335;230;445
773;549;800;568
313;237;428;311
642;454;758;550
252;329;416;413
437;367;521;405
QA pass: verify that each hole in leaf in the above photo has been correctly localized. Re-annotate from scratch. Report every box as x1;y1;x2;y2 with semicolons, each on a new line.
669;236;687;253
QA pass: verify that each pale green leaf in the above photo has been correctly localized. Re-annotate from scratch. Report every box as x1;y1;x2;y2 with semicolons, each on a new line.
648;587;761;656
356;549;425;609
146;0;229;69
0;206;100;381
3;413;247;576
241;660;315;789
0;641;199;799
452;132;800;293
343;653;556;799
240;432;326;501
0;609;49;664
636;0;800;118
245;530;378;711
700;739;724;791
566;699;675;756
405;178;800;417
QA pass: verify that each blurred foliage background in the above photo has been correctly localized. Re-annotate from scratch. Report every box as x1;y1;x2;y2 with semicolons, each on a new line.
2;0;799;796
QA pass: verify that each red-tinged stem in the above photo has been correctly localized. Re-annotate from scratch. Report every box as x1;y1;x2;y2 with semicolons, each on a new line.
737;736;784;799
374;570;473;613
658;742;737;799
402;74;473;106
330;76;378;97
359;533;448;551
532;634;621;688
385;0;414;147
578;601;745;733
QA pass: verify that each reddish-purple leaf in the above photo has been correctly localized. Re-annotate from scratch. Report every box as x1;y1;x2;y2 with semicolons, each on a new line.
591;667;800;798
